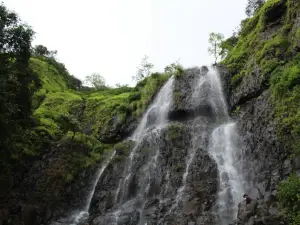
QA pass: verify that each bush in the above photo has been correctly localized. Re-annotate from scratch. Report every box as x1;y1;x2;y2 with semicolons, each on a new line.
256;35;289;61
271;54;300;154
278;173;300;225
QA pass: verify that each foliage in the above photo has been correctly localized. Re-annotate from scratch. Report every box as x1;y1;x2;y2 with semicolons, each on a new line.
246;0;265;17
0;3;38;158
256;35;289;61
33;91;83;138
220;35;239;59
84;73;106;90
232;106;241;116
164;61;184;79
208;32;225;64
114;140;134;157
220;1;300;223
32;45;57;58
231;72;244;88
296;27;300;39
166;123;184;141
133;55;154;82
277;173;300;225
222;0;298;86
0;2;174;194
59;114;81;139
270;55;300;155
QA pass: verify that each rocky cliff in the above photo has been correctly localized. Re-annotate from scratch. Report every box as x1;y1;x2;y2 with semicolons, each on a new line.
219;0;300;223
1;1;300;225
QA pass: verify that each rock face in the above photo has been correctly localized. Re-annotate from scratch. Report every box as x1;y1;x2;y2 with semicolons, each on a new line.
0;142;99;225
89;118;218;225
0;64;292;225
218;64;290;224
86;68;225;225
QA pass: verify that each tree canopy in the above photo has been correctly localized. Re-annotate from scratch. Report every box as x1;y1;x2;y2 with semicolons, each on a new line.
85;73;106;90
246;0;265;17
133;55;154;82
0;3;38;156
208;32;225;64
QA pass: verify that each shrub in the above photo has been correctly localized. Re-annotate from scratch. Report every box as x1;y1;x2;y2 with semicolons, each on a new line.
278;173;300;225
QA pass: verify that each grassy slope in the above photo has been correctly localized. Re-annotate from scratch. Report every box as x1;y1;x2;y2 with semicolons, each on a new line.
26;57;171;180
222;0;300;223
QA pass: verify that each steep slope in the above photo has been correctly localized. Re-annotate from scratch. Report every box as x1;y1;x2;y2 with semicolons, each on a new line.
220;0;300;224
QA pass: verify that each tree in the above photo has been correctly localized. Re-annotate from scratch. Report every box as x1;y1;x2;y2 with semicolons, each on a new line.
60;114;81;140
84;73;106;90
32;45;57;58
164;60;184;78
208;32;225;64
133;55;154;82
246;0;265;17
0;3;37;156
220;34;239;58
70;75;82;90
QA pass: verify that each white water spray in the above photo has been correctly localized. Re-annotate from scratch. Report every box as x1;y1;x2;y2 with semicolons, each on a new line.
210;123;244;224
113;76;174;223
68;151;116;225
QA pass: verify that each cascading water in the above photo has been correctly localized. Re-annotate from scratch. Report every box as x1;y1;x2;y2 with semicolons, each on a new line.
53;151;116;225
202;67;244;224
210;123;244;224
165;67;244;224
77;66;244;225
112;76;175;224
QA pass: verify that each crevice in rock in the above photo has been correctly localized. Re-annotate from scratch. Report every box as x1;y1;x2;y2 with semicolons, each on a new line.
168;104;214;122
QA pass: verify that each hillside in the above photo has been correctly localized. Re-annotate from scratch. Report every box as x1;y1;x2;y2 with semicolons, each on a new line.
0;1;300;225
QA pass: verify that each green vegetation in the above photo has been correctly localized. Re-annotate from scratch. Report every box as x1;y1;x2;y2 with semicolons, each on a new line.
296;27;300;38
270;54;300;155
173;91;182;108
0;2;174;192
114;140;134;157
221;0;300;223
133;55;154;82
84;73;106;90
166;123;184;141
164;61;184;79
208;32;225;64
246;0;265;17
278;173;300;225
232;106;241;116
231;73;244;88
0;3;38;161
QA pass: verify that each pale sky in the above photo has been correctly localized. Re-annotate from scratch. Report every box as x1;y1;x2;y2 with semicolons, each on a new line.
4;0;247;86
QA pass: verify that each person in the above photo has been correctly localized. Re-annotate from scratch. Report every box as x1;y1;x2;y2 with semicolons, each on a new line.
243;194;252;204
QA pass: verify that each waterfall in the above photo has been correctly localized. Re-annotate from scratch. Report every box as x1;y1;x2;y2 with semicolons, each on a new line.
203;67;244;224
71;67;244;225
113;76;175;224
210;123;244;224
165;67;244;224
54;151;116;225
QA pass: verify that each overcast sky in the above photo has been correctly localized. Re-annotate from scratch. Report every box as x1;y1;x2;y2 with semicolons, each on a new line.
4;0;247;86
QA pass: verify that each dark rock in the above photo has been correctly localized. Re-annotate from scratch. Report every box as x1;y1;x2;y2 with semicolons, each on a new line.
21;205;36;225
